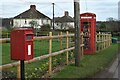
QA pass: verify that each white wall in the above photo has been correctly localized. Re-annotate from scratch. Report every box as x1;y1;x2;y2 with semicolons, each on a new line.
55;22;74;29
13;18;51;28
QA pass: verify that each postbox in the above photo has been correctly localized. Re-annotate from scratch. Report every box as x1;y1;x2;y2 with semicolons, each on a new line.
10;28;34;60
80;12;96;54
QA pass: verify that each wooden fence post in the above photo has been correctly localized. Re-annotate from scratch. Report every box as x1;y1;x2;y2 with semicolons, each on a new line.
101;33;103;50
60;32;63;50
7;33;9;38
107;34;108;48
66;31;69;65
98;32;101;51
96;33;98;51
81;32;84;59
49;32;52;75
104;33;106;48
108;34;109;46
110;34;112;45
17;61;20;79
106;34;107;48
109;34;111;46
103;33;105;49
106;34;108;48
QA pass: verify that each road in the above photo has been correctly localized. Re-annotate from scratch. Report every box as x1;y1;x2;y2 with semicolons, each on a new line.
94;53;120;79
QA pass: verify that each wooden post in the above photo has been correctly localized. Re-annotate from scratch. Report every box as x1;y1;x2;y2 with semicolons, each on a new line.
108;34;109;47
110;34;112;46
7;33;8;38
103;33;105;49
81;32;84;59
49;32;52;75
104;33;106;49
106;33;108;48
60;32;63;50
74;0;81;66
17;61;20;79
105;33;106;48
96;33;98;51
106;34;108;48
99;32;101;51
108;34;110;46
66;31;69;65
106;34;107;48
102;33;104;50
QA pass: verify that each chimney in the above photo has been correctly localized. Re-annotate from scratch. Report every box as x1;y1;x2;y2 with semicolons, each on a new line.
64;11;69;16
30;5;36;10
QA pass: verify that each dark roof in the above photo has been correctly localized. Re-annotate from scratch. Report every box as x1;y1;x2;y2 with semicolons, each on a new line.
55;11;74;23
14;5;51;20
55;16;74;23
54;17;61;22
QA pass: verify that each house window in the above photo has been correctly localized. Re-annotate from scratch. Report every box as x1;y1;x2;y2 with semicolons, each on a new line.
25;20;27;24
41;19;43;24
47;19;48;23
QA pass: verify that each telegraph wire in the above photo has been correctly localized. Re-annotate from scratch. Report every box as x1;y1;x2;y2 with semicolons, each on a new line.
1;1;73;18
85;0;88;12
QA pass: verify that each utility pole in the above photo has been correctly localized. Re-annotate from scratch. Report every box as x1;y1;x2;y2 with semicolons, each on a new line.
52;3;55;30
74;0;81;66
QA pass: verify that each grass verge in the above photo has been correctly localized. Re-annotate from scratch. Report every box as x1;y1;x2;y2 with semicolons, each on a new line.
52;43;118;78
1;39;74;78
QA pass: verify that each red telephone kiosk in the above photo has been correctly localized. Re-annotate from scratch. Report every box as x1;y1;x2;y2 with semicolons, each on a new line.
80;12;96;54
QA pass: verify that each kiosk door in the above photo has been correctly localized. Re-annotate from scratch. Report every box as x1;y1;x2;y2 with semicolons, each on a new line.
82;22;91;50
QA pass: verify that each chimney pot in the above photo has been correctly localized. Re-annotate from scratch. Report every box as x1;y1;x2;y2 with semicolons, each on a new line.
30;5;36;10
64;11;69;16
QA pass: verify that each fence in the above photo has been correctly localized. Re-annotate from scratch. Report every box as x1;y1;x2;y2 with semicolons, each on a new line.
96;32;112;52
0;31;84;78
0;32;112;78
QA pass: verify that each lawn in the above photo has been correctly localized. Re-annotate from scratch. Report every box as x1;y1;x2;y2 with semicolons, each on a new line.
2;40;67;65
1;39;118;78
52;43;119;78
1;39;74;78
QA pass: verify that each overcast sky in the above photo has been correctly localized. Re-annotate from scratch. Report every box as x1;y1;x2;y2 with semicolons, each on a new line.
0;0;120;21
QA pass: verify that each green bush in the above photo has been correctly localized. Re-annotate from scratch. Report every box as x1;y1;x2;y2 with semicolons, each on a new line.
41;24;51;31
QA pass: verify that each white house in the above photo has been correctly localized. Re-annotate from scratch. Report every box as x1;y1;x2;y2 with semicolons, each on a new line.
54;11;74;30
13;5;51;28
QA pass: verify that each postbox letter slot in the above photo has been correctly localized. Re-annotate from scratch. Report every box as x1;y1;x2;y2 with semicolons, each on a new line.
28;45;31;56
26;34;33;41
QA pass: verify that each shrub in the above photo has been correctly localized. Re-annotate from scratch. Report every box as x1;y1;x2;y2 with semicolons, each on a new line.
41;24;51;31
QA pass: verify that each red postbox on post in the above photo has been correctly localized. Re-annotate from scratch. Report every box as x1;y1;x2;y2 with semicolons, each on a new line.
80;12;96;54
10;28;34;60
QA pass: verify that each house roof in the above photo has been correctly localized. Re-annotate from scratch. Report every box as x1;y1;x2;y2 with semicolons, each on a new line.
14;5;51;20
55;11;74;23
